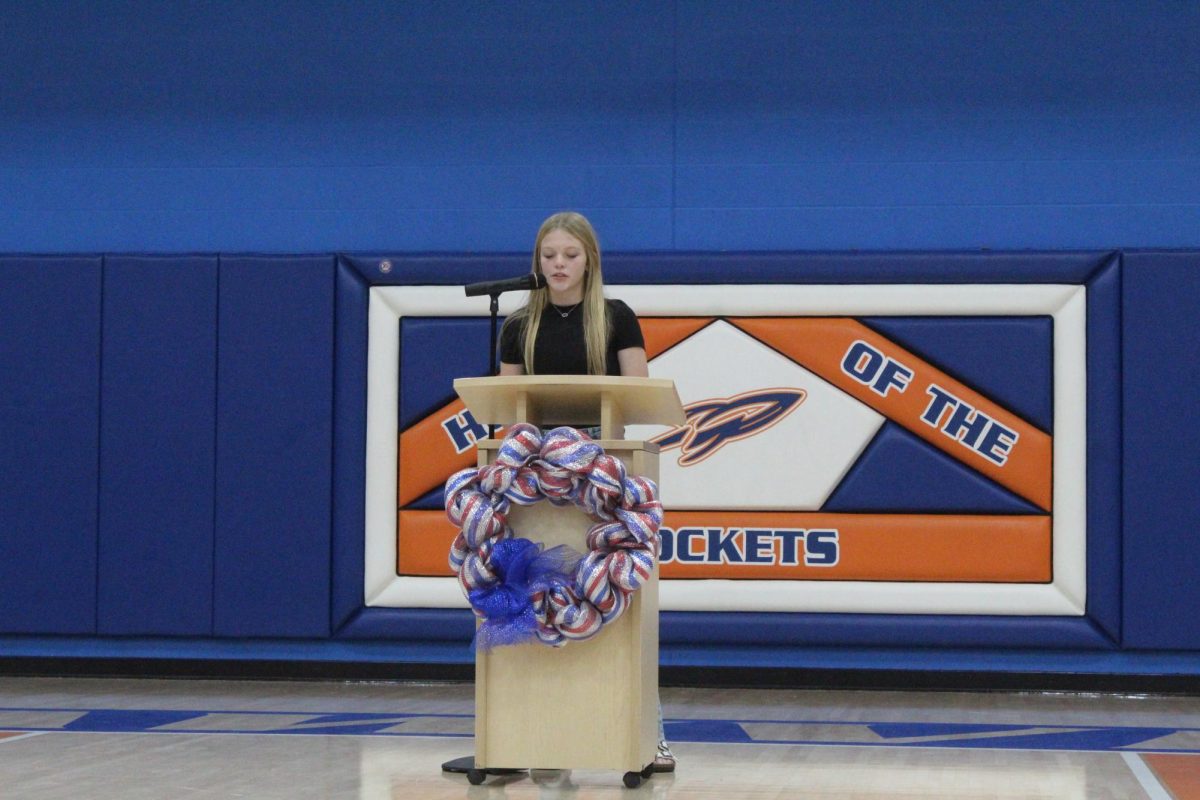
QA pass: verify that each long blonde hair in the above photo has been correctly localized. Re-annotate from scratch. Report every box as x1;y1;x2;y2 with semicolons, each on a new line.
506;212;610;375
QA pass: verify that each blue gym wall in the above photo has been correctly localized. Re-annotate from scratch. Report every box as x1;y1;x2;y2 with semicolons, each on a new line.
3;2;1198;252
2;2;1199;675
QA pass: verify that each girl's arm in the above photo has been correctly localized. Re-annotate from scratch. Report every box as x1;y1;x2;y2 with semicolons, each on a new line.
617;347;649;377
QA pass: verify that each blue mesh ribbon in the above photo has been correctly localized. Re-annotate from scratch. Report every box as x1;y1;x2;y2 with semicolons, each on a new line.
468;538;581;650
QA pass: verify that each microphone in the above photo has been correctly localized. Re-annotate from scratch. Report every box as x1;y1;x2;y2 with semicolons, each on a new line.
464;272;547;297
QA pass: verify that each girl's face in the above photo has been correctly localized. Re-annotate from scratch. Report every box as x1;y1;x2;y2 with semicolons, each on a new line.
539;228;588;304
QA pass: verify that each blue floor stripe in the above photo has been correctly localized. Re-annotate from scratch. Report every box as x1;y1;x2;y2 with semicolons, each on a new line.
2;708;1198;753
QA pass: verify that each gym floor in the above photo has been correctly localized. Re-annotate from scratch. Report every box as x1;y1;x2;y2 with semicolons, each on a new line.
1;677;1198;798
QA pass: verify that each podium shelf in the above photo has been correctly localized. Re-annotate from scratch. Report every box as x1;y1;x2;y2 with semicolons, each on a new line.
453;375;686;430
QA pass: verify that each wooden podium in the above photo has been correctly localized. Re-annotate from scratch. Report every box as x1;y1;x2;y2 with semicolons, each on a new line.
453;376;685;786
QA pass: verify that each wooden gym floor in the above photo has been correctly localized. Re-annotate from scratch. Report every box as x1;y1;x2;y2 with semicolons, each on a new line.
1;676;1198;798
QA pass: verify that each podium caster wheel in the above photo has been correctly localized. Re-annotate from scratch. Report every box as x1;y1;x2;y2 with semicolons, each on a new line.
640;763;654;779
623;771;643;788
466;768;487;785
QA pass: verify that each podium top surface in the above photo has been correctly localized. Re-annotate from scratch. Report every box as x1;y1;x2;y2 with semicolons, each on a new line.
453;375;686;427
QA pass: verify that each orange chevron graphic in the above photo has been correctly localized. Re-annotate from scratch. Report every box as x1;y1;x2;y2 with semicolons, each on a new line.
733;318;1052;510
397;398;476;507
642;317;714;359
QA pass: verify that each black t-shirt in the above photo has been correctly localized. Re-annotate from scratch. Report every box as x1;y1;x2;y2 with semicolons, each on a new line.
499;298;644;375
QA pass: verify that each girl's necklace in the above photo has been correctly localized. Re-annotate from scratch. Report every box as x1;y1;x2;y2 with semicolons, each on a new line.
551;302;580;318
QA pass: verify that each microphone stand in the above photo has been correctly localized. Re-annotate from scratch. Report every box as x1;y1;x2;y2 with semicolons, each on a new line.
488;292;500;377
441;288;524;779
487;292;500;438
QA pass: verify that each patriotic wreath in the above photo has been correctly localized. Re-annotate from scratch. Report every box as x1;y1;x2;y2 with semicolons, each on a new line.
445;423;663;649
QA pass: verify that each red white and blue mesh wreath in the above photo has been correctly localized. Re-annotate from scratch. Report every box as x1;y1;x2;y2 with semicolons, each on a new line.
445;423;662;649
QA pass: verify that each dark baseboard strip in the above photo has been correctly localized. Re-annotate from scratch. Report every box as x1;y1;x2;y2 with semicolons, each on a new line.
0;658;475;682
660;666;1200;695
2;658;1200;695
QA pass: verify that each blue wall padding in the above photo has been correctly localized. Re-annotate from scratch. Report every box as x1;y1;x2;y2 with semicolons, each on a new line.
861;317;1053;432
332;261;369;632
0;634;471;665
332;249;1125;655
98;256;217;635
660;645;1200;676
0;257;101;633
336;608;476;642
212;256;334;637
341;253;529;286
0;248;1193;669
822;423;1043;514
1084;256;1123;641
11;632;1200;674
350;251;1111;288
1122;252;1200;649
331;250;1132;655
658;612;1113;650
399;317;494;429
332;607;1111;650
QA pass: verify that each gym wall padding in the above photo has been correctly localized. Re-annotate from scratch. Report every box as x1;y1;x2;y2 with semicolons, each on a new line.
98;256;217;635
212;256;335;638
3;248;1196;676
344;250;1121;654
1122;251;1200;649
0;257;101;634
1086;257;1124;644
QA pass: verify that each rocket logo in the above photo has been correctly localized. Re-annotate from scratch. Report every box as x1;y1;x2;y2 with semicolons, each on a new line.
653;389;806;466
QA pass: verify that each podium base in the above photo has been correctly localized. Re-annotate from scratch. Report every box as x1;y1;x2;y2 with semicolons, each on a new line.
440;755;525;775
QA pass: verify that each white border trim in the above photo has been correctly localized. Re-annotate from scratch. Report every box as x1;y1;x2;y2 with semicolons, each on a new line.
365;284;1086;615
